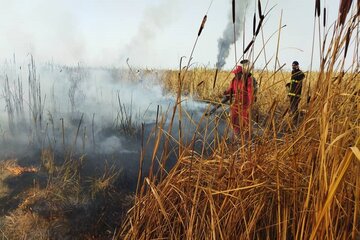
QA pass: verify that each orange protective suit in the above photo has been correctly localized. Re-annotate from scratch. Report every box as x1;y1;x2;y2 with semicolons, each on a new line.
224;74;254;135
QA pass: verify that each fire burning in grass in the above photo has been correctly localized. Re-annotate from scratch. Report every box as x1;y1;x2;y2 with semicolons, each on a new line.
0;160;39;176
1;161;38;176
5;165;38;176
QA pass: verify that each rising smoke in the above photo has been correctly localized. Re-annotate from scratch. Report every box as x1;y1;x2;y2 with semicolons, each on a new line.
216;0;251;69
0;59;225;192
0;1;86;65
120;0;182;66
0;60;214;159
0;1;182;67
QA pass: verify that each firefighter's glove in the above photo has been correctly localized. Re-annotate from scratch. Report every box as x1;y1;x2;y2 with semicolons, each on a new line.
285;83;290;89
205;108;216;116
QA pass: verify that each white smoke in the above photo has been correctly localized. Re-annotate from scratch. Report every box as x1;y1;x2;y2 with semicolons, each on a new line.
120;0;182;66
0;0;86;65
216;0;251;69
0;60;210;158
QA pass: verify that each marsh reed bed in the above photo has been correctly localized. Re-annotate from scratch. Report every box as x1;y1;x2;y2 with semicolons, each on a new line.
119;1;360;239
0;0;358;239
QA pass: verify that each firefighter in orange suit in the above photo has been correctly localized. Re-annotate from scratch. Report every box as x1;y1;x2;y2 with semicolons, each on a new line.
207;65;255;136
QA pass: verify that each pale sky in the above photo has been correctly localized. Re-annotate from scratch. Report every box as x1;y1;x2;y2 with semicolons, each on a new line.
0;0;357;70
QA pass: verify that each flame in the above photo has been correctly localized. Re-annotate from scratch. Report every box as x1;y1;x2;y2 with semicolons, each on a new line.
5;165;38;176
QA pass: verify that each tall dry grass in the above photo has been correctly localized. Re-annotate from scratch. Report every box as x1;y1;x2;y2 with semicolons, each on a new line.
118;2;360;239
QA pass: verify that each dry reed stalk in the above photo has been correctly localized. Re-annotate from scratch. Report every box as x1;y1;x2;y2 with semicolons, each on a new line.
212;68;218;89
92;113;95;149
60;117;65;148
72;113;84;154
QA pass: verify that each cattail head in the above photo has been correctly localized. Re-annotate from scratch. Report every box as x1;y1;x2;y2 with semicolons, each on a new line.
323;7;327;27
253;13;256;36
258;0;262;19
344;27;351;58
243;40;255;54
338;0;353;25
198;15;207;36
315;0;321;17
213;68;219;89
197;81;204;87
255;17;264;36
232;0;236;24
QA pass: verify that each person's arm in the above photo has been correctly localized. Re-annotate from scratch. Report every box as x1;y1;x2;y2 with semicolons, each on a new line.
221;78;234;105
293;70;305;81
223;79;233;96
206;93;231;116
286;82;291;90
220;94;230;104
300;71;305;80
206;80;233;116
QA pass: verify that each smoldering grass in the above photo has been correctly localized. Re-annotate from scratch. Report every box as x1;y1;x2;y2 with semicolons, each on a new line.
114;92;140;136
89;163;120;199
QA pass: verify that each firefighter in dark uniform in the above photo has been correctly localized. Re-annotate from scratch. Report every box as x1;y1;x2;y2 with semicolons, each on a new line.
286;61;305;123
